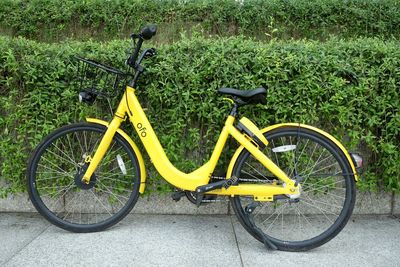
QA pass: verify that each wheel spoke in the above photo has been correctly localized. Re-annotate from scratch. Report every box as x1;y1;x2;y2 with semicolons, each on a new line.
244;162;270;181
232;127;354;249
89;190;113;216
52;140;79;167
29;125;140;229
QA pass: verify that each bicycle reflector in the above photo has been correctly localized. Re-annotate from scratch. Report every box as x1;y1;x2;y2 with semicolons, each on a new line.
350;152;363;169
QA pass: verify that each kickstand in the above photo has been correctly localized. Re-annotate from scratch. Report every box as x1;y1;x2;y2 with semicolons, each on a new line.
251;223;278;251
246;204;278;251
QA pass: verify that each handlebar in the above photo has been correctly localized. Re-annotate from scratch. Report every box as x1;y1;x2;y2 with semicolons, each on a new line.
127;24;157;67
127;24;157;87
127;38;143;67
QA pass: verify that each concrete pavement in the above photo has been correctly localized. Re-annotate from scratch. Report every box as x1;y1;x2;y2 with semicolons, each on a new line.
1;213;399;267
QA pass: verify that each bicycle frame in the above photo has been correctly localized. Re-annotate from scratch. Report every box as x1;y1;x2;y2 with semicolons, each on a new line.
82;86;299;200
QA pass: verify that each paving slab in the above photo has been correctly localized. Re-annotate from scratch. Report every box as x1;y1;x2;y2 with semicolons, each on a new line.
0;193;230;215
1;191;394;215
353;191;392;214
4;214;241;267
2;213;400;267
233;215;400;267
0;213;49;265
0;194;36;212
393;193;400;215
133;194;229;215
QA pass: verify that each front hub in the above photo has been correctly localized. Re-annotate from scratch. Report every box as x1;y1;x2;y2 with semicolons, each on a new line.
74;164;97;190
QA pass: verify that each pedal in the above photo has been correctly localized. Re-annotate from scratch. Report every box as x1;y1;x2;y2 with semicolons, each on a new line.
185;191;217;206
171;190;186;201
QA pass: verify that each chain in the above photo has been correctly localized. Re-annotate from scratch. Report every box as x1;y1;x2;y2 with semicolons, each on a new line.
211;176;273;183
200;199;229;203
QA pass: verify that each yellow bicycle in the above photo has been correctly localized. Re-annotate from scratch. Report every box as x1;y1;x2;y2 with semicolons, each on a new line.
27;25;362;251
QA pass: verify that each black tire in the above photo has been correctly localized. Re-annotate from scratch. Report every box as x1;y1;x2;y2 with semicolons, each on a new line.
27;122;142;233
230;126;356;251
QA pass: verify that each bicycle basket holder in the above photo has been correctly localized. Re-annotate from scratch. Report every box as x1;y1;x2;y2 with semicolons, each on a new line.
74;56;132;104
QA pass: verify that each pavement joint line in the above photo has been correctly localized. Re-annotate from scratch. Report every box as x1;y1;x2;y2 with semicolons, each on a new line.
391;214;400;221
390;191;395;215
230;215;245;267
2;223;51;266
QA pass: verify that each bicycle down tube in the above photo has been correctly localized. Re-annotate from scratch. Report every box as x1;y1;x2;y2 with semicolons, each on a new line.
82;86;299;199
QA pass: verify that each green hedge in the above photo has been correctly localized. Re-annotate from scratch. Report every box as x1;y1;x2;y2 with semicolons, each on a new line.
0;35;399;196
1;0;400;42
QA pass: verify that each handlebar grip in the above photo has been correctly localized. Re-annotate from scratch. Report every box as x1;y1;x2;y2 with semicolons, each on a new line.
140;24;157;40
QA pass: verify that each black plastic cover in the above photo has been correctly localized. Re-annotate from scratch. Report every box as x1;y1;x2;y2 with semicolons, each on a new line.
140;25;157;40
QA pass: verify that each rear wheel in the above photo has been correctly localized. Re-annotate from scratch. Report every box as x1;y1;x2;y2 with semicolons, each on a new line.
231;126;356;251
27;122;141;233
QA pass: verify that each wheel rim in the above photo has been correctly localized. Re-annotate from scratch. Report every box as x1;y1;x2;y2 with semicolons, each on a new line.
30;126;140;227
233;129;353;244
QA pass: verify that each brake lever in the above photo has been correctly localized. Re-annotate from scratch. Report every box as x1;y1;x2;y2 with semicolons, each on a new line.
144;48;157;58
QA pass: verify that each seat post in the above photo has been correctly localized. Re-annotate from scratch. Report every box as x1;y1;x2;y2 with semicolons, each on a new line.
229;103;239;117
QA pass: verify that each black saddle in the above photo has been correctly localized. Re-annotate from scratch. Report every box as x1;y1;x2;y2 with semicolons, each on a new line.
218;87;267;105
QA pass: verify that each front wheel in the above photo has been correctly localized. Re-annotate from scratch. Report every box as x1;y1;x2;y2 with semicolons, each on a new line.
230;126;356;251
27;122;142;233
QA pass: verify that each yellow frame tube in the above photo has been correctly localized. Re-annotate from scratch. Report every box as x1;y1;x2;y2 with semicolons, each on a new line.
82;94;129;183
82;116;124;183
226;123;359;182
125;87;229;191
227;125;295;187
83;86;298;197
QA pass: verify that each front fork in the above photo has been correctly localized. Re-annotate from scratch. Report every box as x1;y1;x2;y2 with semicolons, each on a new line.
81;96;128;184
82;116;124;184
